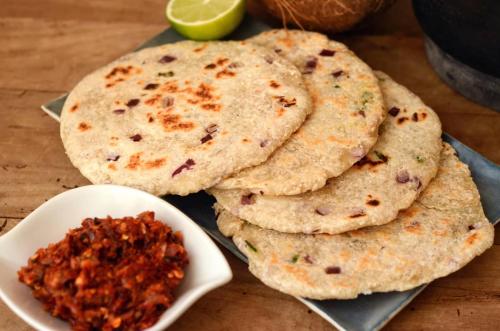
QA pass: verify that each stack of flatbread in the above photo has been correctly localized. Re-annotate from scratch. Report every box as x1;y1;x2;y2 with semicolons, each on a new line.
60;29;494;300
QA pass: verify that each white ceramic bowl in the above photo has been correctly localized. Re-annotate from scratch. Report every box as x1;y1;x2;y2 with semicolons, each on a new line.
0;185;232;331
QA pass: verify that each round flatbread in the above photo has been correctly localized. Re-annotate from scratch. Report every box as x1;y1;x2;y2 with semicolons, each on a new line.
60;40;311;196
215;30;386;195
217;144;495;300
211;72;442;234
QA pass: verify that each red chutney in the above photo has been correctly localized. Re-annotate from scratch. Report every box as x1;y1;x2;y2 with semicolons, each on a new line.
18;211;188;331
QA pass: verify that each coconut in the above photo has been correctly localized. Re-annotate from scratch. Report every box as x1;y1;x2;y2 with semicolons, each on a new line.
252;0;396;33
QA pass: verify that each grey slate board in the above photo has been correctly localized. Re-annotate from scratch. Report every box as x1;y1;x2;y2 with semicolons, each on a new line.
41;16;499;331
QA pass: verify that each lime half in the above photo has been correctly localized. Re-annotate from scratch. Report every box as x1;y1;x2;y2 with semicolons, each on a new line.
166;0;246;41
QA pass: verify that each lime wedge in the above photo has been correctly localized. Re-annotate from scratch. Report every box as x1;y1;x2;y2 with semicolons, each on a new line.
166;0;246;41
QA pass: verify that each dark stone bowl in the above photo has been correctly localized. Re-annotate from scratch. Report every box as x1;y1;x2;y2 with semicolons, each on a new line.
413;0;500;111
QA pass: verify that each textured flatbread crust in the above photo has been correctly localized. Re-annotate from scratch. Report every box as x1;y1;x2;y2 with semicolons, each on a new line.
217;144;495;299
60;40;311;196
211;72;442;234
215;30;386;195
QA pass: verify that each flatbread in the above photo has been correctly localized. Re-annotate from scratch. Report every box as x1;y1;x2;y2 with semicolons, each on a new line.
211;72;442;234
217;144;495;300
215;30;386;195
60;40;311;196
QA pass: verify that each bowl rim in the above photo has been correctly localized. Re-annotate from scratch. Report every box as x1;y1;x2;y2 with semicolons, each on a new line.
0;184;233;331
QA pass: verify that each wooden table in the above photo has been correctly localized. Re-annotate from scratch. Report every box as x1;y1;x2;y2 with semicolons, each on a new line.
1;0;499;329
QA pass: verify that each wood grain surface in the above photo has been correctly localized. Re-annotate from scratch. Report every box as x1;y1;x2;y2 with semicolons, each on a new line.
0;0;499;330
